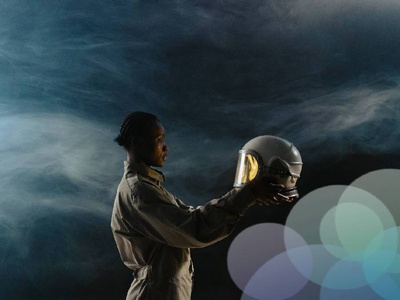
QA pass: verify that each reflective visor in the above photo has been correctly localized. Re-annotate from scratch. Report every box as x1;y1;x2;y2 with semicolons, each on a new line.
233;150;263;187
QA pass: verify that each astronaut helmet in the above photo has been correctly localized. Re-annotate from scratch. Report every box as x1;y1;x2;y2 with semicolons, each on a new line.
233;135;302;190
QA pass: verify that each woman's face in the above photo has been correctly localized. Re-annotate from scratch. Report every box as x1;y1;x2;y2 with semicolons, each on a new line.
133;120;168;167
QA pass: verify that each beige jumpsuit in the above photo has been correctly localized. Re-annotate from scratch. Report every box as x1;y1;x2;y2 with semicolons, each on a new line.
111;162;255;300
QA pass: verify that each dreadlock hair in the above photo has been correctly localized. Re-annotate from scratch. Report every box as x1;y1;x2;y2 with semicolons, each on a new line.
114;111;160;149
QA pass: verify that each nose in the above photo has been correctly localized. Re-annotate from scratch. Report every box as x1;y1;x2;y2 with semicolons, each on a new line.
162;144;169;152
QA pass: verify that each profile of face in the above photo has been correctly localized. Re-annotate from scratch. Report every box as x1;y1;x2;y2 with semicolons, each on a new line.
132;120;168;167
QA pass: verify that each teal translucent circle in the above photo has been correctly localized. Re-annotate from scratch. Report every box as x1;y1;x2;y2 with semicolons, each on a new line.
320;202;384;261
365;227;400;300
321;258;368;289
363;227;399;283
369;272;400;300
320;284;383;299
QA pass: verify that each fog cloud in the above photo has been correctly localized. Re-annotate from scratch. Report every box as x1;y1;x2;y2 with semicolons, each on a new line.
1;0;400;298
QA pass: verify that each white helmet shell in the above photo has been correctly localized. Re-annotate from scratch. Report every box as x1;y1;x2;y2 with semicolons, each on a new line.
233;135;302;189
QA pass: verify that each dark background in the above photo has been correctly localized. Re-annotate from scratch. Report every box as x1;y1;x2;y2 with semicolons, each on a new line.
1;0;400;299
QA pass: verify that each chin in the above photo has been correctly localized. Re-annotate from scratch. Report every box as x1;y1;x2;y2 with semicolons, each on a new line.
154;162;164;168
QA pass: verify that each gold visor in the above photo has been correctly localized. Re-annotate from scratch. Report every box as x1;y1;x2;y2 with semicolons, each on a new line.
233;150;262;187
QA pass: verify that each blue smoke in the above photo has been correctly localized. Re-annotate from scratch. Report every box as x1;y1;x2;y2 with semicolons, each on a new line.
1;0;400;298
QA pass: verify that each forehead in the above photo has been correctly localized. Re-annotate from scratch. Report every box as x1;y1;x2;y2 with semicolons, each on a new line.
144;120;165;137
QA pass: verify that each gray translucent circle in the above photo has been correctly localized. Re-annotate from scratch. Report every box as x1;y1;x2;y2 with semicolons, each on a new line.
318;205;347;260
338;185;395;233
227;223;287;291
284;186;346;285
227;223;310;297
320;202;385;261
349;169;400;226
242;246;312;300
285;185;347;246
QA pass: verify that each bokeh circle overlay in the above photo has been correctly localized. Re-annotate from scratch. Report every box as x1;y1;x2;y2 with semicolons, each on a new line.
228;169;400;299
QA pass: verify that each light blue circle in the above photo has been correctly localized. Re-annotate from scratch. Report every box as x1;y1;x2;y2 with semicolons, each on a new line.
320;202;384;261
243;246;312;300
227;223;310;298
320;283;382;300
338;185;395;232
321;258;367;289
363;227;399;283
227;223;288;291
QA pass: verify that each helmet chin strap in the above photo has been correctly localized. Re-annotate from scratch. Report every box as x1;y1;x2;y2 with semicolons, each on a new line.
270;184;299;201
263;176;299;201
282;188;299;202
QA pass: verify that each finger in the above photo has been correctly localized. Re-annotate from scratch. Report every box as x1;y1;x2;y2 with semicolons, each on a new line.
268;182;285;188
270;198;281;205
285;195;297;203
267;183;285;191
256;197;275;206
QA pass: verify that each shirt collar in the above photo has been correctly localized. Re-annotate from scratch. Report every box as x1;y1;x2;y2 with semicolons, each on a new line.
124;161;165;183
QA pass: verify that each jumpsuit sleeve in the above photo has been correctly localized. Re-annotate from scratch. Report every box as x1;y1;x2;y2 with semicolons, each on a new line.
129;180;256;249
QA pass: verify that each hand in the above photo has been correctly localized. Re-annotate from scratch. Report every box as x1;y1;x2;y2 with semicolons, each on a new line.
248;178;296;206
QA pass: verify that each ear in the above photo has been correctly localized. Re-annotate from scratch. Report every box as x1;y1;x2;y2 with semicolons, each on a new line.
129;137;137;150
130;136;144;150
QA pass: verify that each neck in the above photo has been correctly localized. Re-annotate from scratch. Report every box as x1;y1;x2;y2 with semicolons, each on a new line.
126;151;148;167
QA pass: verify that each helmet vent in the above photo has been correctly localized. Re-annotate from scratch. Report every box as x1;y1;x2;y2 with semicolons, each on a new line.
269;158;291;177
